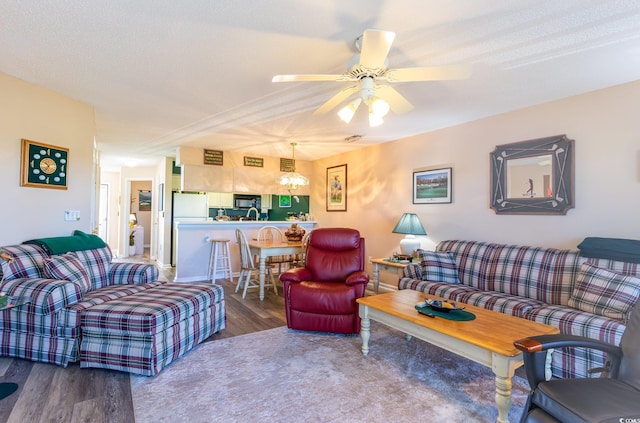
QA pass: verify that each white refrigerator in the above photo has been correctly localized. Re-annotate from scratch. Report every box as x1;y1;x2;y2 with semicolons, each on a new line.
171;193;209;265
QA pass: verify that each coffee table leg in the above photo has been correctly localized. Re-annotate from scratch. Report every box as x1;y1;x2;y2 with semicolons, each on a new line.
360;310;370;356
492;354;519;423
373;263;380;294
494;374;512;423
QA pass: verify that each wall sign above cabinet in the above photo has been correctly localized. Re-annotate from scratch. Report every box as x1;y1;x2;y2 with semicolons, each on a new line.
204;149;223;166
280;158;295;172
243;156;264;167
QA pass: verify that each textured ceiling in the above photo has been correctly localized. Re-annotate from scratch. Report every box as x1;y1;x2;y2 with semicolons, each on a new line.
1;1;639;170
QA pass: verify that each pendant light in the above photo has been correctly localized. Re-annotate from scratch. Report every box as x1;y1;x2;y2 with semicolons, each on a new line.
279;142;309;190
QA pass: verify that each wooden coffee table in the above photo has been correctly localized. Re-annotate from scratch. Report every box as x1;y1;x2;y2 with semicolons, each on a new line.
357;290;558;423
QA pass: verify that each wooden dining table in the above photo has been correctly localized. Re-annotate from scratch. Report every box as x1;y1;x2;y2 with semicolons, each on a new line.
248;239;303;300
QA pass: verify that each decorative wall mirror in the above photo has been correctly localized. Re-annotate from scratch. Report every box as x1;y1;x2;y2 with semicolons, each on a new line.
490;135;574;215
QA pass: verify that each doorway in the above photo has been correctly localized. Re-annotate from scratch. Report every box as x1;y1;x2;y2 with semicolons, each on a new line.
128;180;153;257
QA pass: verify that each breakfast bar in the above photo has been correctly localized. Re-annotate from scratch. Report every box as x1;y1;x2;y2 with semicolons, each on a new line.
174;220;316;283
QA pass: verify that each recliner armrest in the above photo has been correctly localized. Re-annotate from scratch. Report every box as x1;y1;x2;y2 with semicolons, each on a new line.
279;267;312;283
514;334;623;388
345;271;369;286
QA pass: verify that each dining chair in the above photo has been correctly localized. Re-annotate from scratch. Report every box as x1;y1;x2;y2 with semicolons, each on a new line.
256;225;301;274
235;228;277;299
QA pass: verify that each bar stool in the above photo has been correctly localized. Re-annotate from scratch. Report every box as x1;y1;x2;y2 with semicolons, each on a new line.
207;238;233;284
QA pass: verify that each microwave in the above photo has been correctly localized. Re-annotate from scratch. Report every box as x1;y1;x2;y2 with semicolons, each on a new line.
233;194;260;209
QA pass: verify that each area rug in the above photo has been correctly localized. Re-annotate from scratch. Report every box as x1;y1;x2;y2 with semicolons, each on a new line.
131;323;528;422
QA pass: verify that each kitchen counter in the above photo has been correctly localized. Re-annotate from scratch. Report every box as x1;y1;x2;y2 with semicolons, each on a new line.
174;220;317;282
174;219;315;226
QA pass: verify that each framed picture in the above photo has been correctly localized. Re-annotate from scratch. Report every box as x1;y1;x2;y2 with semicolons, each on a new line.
413;168;452;204
20;139;69;190
490;135;574;215
279;195;291;208
139;190;152;211
326;164;347;211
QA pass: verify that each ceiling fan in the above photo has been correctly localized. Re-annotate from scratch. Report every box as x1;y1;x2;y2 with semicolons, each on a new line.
272;29;471;127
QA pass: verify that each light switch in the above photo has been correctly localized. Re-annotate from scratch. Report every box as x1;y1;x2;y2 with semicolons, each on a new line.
64;210;80;221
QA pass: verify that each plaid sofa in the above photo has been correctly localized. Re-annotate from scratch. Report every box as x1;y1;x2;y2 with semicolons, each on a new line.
0;243;225;375
399;240;640;379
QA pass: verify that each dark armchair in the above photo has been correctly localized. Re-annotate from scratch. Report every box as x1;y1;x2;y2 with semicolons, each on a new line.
279;228;369;334
514;302;640;423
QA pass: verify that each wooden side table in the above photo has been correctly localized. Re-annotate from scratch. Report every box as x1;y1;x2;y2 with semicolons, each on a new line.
370;258;413;293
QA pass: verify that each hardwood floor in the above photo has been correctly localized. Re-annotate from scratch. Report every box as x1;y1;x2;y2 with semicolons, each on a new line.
0;259;287;423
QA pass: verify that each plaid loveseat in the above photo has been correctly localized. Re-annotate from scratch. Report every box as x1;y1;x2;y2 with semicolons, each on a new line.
0;243;159;367
0;241;226;375
399;240;640;379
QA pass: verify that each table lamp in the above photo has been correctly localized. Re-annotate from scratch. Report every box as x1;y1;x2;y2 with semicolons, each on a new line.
392;213;427;255
129;213;138;227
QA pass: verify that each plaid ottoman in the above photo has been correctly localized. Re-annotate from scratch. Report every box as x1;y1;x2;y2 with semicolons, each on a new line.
79;283;225;376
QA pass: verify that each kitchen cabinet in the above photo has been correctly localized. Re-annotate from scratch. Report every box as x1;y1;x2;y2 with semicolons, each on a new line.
220;193;233;208
261;194;272;209
207;192;234;208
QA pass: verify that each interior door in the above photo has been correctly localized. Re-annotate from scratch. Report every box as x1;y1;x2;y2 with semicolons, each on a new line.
98;183;109;241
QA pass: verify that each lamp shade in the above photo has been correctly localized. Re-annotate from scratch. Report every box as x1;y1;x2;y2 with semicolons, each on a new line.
392;213;426;255
392;213;426;235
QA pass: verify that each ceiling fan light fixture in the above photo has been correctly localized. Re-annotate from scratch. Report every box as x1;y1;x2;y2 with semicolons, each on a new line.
370;97;390;117
279;142;309;190
368;97;389;127
337;98;362;123
368;111;384;127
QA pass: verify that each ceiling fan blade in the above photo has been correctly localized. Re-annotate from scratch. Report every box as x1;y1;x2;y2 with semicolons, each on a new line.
359;29;395;69
272;74;347;82
374;85;414;114
385;65;472;82
313;85;359;115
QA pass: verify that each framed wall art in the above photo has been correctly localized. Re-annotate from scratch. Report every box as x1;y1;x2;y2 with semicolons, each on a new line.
279;195;291;208
490;134;574;215
20;139;69;190
139;190;152;211
326;164;347;212
413;168;452;204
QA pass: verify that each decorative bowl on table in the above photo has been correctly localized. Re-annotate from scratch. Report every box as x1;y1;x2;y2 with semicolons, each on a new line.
285;223;305;243
425;298;465;313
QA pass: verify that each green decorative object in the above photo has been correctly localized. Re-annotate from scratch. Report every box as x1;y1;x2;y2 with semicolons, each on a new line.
415;303;476;321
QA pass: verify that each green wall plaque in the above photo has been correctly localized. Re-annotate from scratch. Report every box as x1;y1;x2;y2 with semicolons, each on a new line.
20;139;69;190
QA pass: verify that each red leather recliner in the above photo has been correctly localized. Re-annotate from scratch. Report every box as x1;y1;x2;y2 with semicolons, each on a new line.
279;228;369;334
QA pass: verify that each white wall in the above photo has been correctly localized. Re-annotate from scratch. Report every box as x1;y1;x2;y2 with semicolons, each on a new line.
0;72;96;246
310;81;640;283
